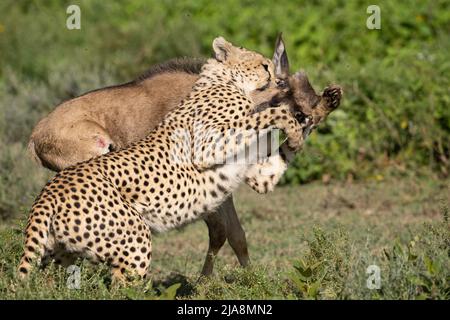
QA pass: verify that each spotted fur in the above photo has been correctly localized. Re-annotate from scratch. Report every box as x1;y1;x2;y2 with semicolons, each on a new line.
18;37;305;281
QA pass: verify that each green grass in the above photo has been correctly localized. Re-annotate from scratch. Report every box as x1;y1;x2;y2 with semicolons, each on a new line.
1;176;448;299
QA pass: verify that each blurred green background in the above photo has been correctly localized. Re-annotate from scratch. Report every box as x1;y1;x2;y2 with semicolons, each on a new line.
0;0;449;219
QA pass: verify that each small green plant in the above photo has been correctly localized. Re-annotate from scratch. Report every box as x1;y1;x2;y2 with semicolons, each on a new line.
289;259;325;299
124;282;181;300
370;214;450;300
410;255;449;300
382;235;449;300
290;227;352;299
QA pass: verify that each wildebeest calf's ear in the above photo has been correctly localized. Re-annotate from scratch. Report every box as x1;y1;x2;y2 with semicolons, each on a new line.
289;71;321;115
272;32;290;79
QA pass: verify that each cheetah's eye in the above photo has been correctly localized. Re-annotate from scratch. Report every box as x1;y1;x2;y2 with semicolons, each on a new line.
256;63;272;91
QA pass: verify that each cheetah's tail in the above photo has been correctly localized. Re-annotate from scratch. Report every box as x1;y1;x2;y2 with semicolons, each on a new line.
17;202;53;280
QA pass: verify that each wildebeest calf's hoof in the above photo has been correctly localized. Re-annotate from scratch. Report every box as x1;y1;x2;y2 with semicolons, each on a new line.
322;85;343;111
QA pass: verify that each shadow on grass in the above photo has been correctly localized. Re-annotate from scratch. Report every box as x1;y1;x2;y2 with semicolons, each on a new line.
153;272;196;297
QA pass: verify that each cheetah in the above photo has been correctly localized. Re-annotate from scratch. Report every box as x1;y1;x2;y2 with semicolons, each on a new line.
27;34;307;277
18;37;308;281
27;33;341;276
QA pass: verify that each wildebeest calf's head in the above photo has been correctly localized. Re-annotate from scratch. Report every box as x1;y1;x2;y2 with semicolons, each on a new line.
256;33;343;131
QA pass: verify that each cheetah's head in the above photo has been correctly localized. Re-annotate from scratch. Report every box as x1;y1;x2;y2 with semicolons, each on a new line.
212;37;277;94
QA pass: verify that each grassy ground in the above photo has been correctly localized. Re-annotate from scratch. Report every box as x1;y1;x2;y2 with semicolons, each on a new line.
0;176;448;299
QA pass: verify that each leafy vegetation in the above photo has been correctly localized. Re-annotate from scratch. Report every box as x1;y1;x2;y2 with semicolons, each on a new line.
289;223;449;299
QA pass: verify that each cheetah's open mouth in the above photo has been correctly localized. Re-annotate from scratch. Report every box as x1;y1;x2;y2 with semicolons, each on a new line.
294;112;314;139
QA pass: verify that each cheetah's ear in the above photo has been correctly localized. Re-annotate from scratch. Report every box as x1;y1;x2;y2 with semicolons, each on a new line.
272;32;290;79
213;37;234;62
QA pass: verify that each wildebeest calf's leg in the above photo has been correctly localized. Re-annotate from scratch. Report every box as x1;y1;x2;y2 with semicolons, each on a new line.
202;210;227;276
223;196;250;267
201;196;249;276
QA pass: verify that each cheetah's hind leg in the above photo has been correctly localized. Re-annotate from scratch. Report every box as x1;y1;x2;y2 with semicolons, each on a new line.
40;244;79;270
